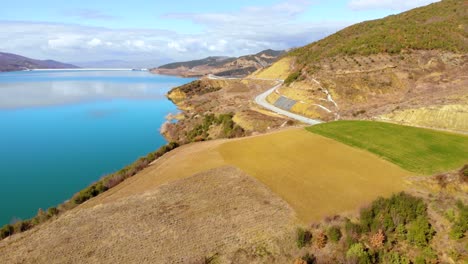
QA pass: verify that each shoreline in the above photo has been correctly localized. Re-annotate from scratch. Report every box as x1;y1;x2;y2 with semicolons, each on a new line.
0;73;194;235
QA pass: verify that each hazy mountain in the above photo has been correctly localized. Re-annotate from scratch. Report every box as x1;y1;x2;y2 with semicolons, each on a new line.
152;49;285;77
72;59;171;69
0;52;78;72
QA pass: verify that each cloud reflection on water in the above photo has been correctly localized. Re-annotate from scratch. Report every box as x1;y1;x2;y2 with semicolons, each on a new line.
0;79;173;109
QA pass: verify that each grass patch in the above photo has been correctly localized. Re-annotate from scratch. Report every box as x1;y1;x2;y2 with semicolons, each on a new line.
306;121;468;175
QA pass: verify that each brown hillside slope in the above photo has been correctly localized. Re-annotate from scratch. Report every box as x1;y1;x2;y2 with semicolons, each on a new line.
0;167;297;264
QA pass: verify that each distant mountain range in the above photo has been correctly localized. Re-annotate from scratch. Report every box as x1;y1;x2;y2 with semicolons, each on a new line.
0;52;78;72
72;59;171;69
152;49;285;77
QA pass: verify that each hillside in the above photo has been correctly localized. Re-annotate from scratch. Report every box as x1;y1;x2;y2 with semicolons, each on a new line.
152;49;285;77
1;125;466;263
0;52;78;72
290;0;467;63
253;0;468;133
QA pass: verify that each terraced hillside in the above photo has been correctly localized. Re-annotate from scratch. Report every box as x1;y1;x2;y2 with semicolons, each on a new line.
254;0;468;133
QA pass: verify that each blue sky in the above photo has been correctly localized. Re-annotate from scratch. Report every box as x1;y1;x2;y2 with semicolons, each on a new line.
0;0;439;64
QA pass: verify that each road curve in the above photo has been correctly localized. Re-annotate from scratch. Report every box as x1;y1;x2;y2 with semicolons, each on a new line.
208;74;322;125
254;80;323;125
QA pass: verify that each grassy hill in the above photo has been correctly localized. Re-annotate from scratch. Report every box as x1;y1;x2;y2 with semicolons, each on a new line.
307;121;468;175
290;0;467;65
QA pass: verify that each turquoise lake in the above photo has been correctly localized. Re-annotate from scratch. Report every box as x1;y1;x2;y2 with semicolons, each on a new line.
0;70;194;226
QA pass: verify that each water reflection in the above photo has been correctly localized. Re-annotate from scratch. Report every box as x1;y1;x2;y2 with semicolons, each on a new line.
0;71;189;109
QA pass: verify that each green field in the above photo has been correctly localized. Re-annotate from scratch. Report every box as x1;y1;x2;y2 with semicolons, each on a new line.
306;121;468;175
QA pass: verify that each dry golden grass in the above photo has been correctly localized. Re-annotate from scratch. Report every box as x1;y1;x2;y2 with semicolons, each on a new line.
266;91;280;104
252;58;293;80
85;128;410;223
218;129;411;222
379;104;468;133
0;167;298;264
290;102;322;119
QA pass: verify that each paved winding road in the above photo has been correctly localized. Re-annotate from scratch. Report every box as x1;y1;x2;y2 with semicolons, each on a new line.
208;74;323;125
254;80;323;125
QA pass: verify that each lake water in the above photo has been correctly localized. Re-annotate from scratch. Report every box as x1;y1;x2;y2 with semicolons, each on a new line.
0;70;194;226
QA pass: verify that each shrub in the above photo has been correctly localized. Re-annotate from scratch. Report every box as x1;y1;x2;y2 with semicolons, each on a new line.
407;216;435;247
314;231;327;249
186;113;243;142
13;220;32;233
301;253;316;264
419;247;438;264
47;207;59;217
297;228;313;248
459;164;468;182
0;224;14;239
360;192;426;233
284;70;302;86
346;243;371;264
344;218;362;246
449;200;468;240
381;252;410;264
369;229;385;249
395;224;406;240
327;225;342;243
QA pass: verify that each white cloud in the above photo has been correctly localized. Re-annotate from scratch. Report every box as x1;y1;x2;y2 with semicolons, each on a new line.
0;1;348;63
87;38;103;47
348;0;440;10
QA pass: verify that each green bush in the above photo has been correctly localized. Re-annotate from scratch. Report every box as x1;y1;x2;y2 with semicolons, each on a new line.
449;201;468;240
47;207;59;217
360;192;426;233
407;216;435;247
346;243;371;264
284;70;302;86
296;227;313;248
186;113;244;142
327;225;342;243
381;252;410;264
395;224;406;240
344;218;362;246
419;247;438;263
0;224;14;239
